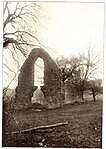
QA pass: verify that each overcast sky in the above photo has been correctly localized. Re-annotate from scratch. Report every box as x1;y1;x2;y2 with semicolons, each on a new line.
38;2;104;57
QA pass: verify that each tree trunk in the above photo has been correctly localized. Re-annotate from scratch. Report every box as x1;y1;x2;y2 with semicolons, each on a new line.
91;88;96;102
81;90;84;101
93;93;96;102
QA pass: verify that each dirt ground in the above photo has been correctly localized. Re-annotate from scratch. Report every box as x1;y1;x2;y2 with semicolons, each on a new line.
3;99;102;147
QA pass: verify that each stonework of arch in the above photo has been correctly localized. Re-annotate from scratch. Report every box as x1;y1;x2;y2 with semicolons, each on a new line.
15;48;64;109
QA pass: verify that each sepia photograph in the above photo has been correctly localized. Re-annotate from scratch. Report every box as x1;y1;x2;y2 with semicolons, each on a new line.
2;1;104;148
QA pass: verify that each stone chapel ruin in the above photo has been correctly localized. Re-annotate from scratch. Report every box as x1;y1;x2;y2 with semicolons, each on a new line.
15;48;64;109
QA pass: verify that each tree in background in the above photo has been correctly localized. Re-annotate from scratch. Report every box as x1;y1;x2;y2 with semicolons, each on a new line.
56;56;83;100
77;44;102;100
87;79;103;102
56;43;102;101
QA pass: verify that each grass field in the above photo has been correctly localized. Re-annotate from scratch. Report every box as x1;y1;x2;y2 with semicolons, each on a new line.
4;99;102;147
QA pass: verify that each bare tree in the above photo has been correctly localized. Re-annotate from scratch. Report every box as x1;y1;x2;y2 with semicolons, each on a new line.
56;43;102;101
3;2;47;88
3;2;44;51
77;43;102;100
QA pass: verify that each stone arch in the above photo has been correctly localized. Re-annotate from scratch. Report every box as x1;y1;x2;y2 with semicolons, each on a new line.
15;48;64;109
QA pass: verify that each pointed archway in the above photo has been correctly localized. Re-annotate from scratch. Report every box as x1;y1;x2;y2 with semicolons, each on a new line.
16;48;64;109
34;57;44;87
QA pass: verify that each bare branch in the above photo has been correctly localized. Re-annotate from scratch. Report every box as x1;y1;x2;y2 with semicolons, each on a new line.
4;68;20;89
11;43;20;69
3;71;10;78
3;2;8;14
86;66;101;79
3;63;16;75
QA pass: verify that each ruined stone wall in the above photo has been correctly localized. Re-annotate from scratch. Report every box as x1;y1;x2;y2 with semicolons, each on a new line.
15;48;64;109
64;81;82;104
